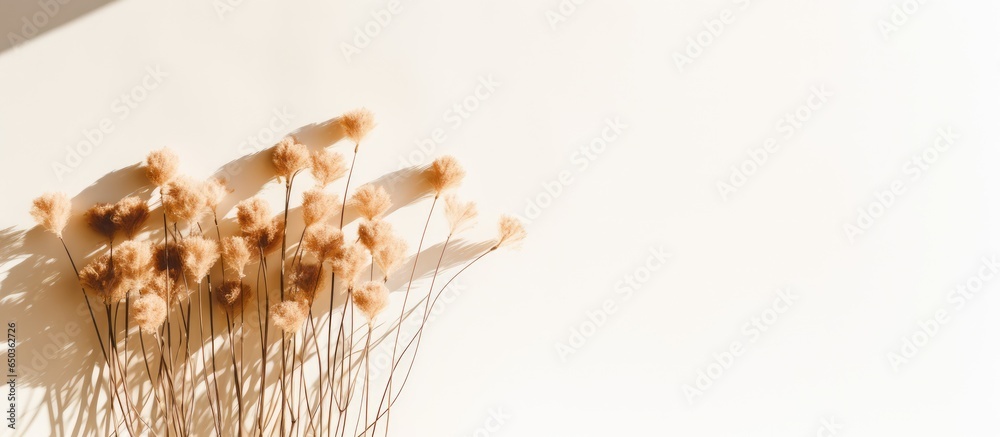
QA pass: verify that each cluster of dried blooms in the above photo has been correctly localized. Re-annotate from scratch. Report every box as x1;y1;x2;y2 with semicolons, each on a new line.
30;108;525;437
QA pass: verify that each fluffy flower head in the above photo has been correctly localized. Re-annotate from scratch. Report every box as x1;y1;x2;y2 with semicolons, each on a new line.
340;108;375;144
349;184;391;220
145;148;179;187
30;192;71;237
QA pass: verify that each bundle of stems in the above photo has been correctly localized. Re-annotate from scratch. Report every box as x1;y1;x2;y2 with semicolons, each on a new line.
29;108;526;436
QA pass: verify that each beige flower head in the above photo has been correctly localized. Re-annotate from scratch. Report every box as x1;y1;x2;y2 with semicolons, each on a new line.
132;293;167;334
237;198;283;254
494;215;527;250
340;108;375;145
292;261;324;302
113;196;150;239
114;240;154;291
310;149;348;187
349;184;391;220
302;188;338;227
254;217;284;255
332;243;367;285
79;254;125;303
272;299;309;333
357;219;392;252
202;178;229;211
272;136;310;182
236;197;271;237
425;156;465;195
221;236;252;278
303;224;344;263
443;195;477;235
353;281;389;323
145;148;179;187
86;203;119;240
373;236;407;279
215;280;254;312
152;242;184;292
178;236;219;283
162;176;209;224
30;192;71;237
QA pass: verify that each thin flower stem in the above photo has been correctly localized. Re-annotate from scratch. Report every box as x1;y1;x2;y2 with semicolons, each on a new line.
367;249;493;437
380;196;437;435
196;280;223;436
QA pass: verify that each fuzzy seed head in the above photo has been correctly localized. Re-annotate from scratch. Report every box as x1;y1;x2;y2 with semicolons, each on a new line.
292;261;324;303
113;197;150;239
79;254;126;303
145;148;179;187
114;240;154;292
425;156;465;195
162;176;208;224
202;178;229;210
332;243;367;284
310;149;348;187
495;215;527;249
215;280;253;312
221;236;252;278
236;197;271;237
373;236;407;278
303;224;344;263
349;184;391;220
302;188;338;227
152;243;184;299
272;299;309;333
132;293;167;334
30;192;71;237
86;203;119;240
272;136;310;182
340;108;375;144
443;195;477;235
353;281;389;322
357;219;392;252
178;236;219;283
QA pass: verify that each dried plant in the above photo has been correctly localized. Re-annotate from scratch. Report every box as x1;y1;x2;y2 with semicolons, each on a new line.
178;236;219;284
30;192;71;237
340;108;375;145
353;281;389;322
215;280;253;312
303;224;344;263
32;109;526;437
302;188;338;227
495;214;527;249
357;219;392;251
86;203;119;240
372;235;407;279
425;155;466;196
444;194;478;235
221;236;252;278
310;149;348;187
332;243;367;285
272;136;310;182
145;148;179;187
349;184;391;220
132;293;167;334
272;299;309;333
162;176;209;224
113;197;150;239
202;178;229;211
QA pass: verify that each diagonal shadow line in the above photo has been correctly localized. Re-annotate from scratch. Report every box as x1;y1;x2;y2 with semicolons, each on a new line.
0;0;119;55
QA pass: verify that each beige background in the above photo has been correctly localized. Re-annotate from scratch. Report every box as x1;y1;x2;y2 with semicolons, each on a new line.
2;0;1000;435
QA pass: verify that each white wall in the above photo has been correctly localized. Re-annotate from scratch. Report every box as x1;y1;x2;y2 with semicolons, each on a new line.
2;0;1000;435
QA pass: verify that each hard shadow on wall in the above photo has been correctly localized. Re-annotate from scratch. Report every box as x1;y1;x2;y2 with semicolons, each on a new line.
0;116;493;435
0;0;118;55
